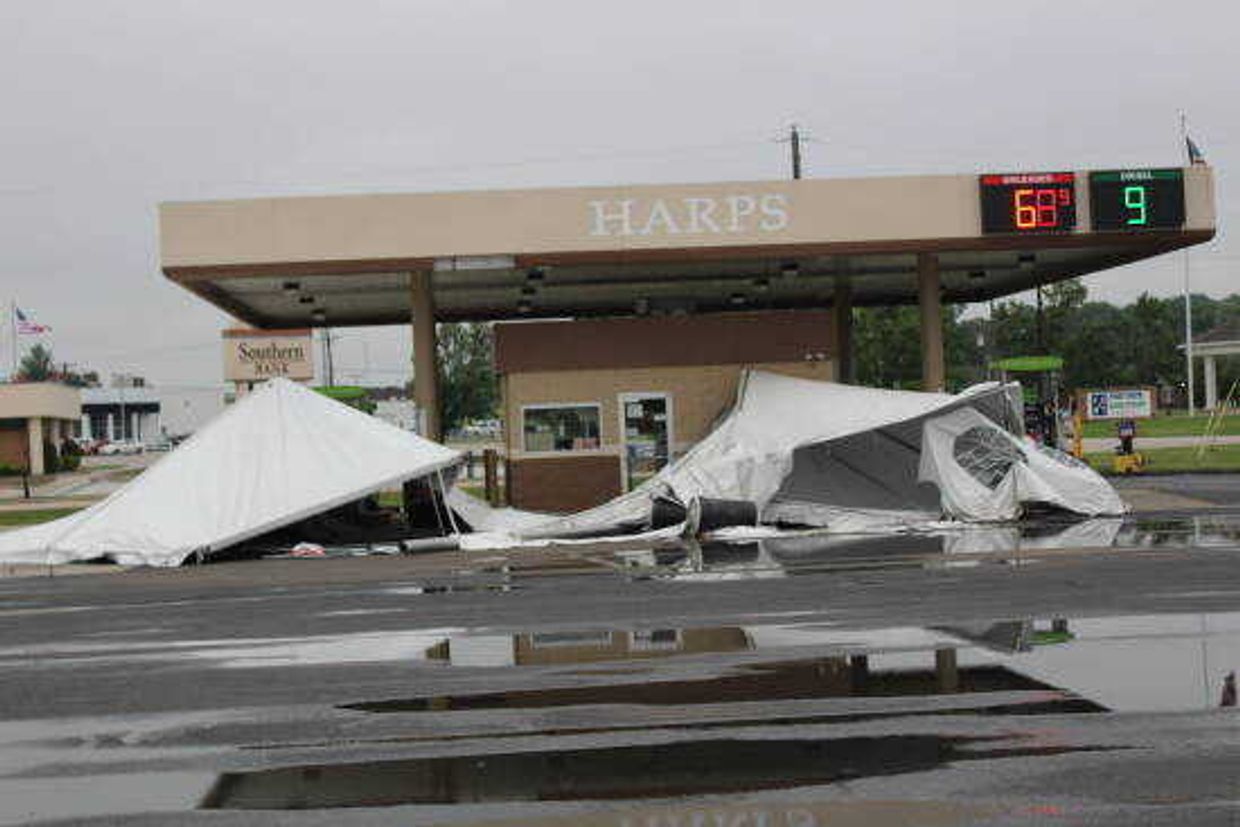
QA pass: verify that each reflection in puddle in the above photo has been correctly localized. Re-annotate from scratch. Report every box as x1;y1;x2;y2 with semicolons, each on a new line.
0;628;463;670
0;771;212;826
361;612;1240;715
627;513;1240;581
1008;613;1240;712
342;653;1096;715
200;734;1113;810
426;626;753;669
388;800;1005;827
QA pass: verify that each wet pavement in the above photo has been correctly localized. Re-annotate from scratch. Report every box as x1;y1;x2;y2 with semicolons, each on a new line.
2;507;1240;824
1114;473;1240;509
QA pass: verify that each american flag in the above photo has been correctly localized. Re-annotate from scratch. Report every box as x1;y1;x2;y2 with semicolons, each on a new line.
1186;135;1207;166
15;307;50;335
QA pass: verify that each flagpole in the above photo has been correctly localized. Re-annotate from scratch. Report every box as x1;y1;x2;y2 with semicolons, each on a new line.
1180;112;1195;417
9;300;17;380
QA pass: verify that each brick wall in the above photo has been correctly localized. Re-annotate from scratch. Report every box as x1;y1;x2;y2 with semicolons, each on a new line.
504;361;831;458
496;310;833;374
507;454;622;513
0;421;27;470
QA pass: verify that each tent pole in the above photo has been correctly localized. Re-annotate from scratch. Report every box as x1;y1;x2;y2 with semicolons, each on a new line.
437;468;461;536
427;478;447;537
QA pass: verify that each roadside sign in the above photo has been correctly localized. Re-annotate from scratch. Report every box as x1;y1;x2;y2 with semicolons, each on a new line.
222;328;314;382
1083;388;1153;420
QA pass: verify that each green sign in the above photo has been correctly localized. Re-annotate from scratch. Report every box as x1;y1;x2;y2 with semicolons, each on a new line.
1090;169;1186;231
315;385;368;400
989;355;1064;373
1090;169;1184;183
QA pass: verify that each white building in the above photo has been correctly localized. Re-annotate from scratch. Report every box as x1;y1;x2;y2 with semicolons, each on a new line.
80;386;161;443
374;398;420;433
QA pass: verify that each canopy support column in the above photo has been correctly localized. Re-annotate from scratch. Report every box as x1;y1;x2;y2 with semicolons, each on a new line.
918;253;945;392
935;648;959;693
832;279;854;383
410;270;441;441
1205;354;1218;411
26;417;44;475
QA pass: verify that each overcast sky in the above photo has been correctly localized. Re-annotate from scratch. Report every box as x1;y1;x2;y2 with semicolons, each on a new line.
1;0;1236;388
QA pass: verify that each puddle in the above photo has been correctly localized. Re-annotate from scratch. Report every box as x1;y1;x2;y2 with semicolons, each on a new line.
341;656;1096;716
1122;513;1240;547
627;513;1240;581
358;799;1008;827
384;581;517;596
317;608;409;618
343;612;1240;715
0;628;463;669
200;734;1113;809
0;771;211;825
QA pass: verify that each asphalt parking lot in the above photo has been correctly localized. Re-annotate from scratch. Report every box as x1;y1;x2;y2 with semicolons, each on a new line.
1;501;1239;826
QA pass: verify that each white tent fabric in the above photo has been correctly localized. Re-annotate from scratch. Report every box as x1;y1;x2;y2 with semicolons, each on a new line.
455;370;1120;541
0;379;460;567
454;372;1004;540
919;407;1125;521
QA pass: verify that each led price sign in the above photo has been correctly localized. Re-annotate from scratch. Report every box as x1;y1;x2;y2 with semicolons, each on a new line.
979;172;1077;234
1089;169;1185;231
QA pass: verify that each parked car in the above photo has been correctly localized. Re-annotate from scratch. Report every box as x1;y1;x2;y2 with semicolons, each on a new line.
461;419;502;439
144;439;173;452
70;436;103;455
98;441;144;456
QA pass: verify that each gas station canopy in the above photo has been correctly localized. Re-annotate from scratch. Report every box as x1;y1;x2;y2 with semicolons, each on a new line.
159;167;1215;328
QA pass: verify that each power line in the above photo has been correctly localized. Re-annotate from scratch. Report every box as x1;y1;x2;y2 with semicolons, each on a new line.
0;136;777;199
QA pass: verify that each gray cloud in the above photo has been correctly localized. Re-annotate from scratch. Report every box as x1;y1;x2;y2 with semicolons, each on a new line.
2;0;1235;385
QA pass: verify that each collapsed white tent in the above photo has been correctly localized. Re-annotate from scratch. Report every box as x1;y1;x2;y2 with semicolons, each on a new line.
453;370;1122;541
0;379;460;567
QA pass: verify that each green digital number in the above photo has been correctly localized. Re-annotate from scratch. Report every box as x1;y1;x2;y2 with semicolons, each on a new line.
1123;185;1147;226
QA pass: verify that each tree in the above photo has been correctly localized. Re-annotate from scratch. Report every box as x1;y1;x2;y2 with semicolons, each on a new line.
854;306;923;389
61;369;100;388
1043;278;1087;312
16;344;55;382
436;323;498;433
1127;293;1182;387
854;304;980;390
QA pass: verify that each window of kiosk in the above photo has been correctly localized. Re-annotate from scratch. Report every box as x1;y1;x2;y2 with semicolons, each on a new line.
522;404;601;452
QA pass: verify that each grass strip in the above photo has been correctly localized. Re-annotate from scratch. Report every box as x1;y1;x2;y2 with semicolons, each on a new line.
1086;443;1240;475
0;508;83;528
1081;414;1240;439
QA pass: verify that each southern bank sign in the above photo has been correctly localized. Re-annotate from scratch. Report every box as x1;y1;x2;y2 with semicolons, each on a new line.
587;193;790;238
223;330;314;383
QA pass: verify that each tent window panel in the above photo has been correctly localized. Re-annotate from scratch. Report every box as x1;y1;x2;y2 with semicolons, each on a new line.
953;425;1026;490
778;429;940;513
523;404;601;453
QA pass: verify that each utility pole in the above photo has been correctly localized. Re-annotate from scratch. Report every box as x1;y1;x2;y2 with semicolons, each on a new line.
789;124;802;180
118;382;126;443
323;329;336;387
9;300;18;379
1035;284;1046;354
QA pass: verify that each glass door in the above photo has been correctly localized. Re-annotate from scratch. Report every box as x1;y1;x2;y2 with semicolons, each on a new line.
620;394;671;491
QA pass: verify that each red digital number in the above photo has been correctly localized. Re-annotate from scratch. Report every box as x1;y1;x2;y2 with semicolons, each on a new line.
1014;187;1067;229
1036;189;1058;226
1015;188;1038;229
